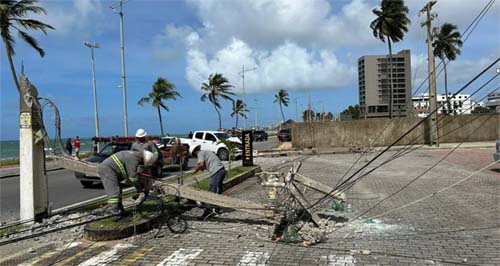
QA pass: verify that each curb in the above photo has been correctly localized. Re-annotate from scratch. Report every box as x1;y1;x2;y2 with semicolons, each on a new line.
0;167;64;179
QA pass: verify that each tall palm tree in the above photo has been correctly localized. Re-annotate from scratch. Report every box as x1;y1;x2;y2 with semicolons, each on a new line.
433;23;463;114
370;0;410;118
273;88;290;122
231;99;248;129
1;0;54;93
138;77;180;136
200;73;235;130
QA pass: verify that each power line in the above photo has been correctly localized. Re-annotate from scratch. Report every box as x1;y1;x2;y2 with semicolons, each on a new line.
307;57;499;210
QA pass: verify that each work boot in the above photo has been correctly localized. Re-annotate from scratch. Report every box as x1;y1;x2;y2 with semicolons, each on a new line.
108;202;130;221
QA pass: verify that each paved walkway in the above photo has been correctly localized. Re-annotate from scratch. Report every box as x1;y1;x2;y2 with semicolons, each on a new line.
2;147;499;265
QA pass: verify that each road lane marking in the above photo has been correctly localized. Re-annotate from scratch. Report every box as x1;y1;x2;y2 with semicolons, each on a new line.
322;255;356;266
155;248;203;266
236;251;270;266
78;244;134;266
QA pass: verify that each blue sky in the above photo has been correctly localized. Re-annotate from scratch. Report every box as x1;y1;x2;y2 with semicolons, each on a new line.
1;0;499;141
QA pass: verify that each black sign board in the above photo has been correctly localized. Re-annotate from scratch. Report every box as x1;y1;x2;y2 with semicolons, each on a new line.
242;130;253;166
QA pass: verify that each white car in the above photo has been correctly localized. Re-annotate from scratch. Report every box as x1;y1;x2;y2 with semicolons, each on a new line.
181;130;242;160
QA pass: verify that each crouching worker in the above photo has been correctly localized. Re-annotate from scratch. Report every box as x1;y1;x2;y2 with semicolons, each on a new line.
97;150;155;221
191;145;227;218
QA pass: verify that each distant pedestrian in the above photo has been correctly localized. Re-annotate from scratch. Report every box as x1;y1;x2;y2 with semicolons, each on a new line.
192;145;226;218
74;136;81;158
188;131;193;138
92;137;98;155
66;138;73;155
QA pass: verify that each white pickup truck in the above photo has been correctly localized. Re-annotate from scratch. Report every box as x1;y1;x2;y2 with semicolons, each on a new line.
181;130;242;161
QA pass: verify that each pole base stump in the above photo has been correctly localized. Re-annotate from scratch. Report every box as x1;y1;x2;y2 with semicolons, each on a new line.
83;213;163;241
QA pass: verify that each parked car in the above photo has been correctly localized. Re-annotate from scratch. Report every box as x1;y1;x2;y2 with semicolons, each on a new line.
75;138;188;188
180;130;242;161
74;142;135;188
277;128;292;142
253;130;268;141
494;140;500;161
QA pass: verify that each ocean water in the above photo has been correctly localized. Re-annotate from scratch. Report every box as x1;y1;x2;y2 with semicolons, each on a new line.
0;138;95;161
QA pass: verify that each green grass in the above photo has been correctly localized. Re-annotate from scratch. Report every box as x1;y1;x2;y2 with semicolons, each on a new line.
0;224;28;237
190;166;255;190
0;159;20;167
87;197;173;229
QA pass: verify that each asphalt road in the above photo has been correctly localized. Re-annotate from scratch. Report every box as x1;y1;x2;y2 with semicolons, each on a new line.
0;139;276;223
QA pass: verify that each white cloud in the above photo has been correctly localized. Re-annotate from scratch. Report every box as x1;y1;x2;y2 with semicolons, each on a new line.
36;0;105;37
153;24;195;60
185;39;356;93
185;0;377;50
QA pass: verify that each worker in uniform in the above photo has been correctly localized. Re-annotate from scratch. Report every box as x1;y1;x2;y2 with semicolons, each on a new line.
192;145;227;218
97;150;155;220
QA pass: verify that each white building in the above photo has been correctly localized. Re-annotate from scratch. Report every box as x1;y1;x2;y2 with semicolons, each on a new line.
412;93;476;116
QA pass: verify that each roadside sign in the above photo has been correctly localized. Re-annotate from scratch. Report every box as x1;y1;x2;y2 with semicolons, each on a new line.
20;112;31;128
242;130;253;166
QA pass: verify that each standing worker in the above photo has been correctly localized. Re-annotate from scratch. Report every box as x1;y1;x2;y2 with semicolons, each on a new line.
65;138;73;156
97;150;155;220
131;129;162;177
74;136;81;159
131;128;162;203
192;145;227;218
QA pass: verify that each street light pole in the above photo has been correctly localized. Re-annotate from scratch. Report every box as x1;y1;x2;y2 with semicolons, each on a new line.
239;65;257;130
84;42;100;149
111;0;129;136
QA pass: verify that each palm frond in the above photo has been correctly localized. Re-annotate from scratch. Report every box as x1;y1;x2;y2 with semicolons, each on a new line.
137;97;151;106
17;29;44;57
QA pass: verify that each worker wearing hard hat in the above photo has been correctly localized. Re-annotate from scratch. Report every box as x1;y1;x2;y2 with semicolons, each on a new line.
97;150;156;220
130;128;163;178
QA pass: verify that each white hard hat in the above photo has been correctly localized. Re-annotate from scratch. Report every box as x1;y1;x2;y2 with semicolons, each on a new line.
143;150;155;166
136;128;147;138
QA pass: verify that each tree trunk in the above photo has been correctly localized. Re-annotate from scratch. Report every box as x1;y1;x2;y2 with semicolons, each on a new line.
443;59;451;115
3;40;21;93
214;104;222;130
157;106;164;136
387;39;393;119
235;114;239;129
279;102;285;122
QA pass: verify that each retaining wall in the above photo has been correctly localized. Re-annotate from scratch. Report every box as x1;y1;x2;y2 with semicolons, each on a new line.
291;113;500;149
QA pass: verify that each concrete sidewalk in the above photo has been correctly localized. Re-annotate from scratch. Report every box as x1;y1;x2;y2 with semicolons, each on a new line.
0;161;64;179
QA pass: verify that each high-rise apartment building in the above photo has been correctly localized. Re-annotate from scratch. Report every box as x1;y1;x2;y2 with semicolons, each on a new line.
358;50;412;118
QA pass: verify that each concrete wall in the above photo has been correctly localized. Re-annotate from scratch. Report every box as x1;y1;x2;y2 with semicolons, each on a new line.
292;114;499;149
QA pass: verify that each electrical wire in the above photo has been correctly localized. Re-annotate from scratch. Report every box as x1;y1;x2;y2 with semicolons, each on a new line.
307;57;499;211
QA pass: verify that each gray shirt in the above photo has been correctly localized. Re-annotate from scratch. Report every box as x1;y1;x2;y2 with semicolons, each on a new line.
197;150;224;174
99;150;143;183
131;141;160;159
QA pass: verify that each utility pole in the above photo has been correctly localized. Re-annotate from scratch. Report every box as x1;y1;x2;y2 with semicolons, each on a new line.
420;0;439;146
111;0;128;136
239;65;257;130
84;42;100;151
254;98;258;129
294;97;299;121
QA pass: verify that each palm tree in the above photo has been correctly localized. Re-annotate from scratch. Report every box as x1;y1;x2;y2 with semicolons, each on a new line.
138;77;180;136
433;23;463;114
1;0;54;93
370;0;410;118
200;73;235;130
231;99;248;129
273;89;290;122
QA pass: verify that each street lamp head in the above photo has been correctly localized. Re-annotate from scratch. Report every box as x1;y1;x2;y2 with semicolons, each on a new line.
84;42;99;48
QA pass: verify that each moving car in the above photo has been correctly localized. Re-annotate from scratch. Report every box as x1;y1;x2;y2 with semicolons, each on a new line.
277;128;292;142
253;130;268;141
